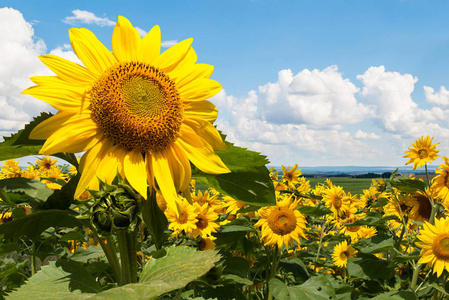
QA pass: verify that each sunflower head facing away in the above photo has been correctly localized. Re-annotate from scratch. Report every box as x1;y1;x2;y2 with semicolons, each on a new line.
23;16;230;214
403;136;439;170
416;216;449;277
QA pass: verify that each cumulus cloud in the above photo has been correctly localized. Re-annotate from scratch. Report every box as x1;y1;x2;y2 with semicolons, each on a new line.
354;130;381;140
0;7;53;135
161;40;178;48
62;9;115;27
259;66;374;126
424;86;449;107
357;66;449;138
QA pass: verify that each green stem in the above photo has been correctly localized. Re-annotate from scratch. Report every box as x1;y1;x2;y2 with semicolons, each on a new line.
411;263;422;291
31;240;36;276
117;230;133;285
268;245;280;300
315;224;326;270
82;220;121;285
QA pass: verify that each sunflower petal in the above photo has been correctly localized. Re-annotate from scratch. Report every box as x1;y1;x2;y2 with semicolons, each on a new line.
184;100;218;123
153;38;193;70
177;126;230;174
112;16;141;62
183;119;227;150
124;150;148;199
69;28;117;75
152;151;181;215
38;54;97;84
139;25;161;63
22;84;89;111
178;78;222;101
30;111;74;140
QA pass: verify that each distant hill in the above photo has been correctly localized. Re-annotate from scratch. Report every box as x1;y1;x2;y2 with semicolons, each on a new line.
269;165;438;176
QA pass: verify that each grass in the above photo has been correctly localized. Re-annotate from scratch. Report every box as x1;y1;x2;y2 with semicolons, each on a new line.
306;177;380;195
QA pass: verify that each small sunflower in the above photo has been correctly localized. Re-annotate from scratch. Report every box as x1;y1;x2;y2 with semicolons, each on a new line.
332;240;357;268
37;156;57;173
404;136;439;170
255;196;306;250
416;216;449;277
1;159;22;178
191;190;222;213
281;164;301;187
165;199;198;235
24;16;230;215
323;186;350;218
406;189;433;223
222;195;246;215
432;156;449;204
191;203;220;238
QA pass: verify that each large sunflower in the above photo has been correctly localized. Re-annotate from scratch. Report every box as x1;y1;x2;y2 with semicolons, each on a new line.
23;17;230;213
416;216;449;277
322;185;350;218
403;136;439;170
332;240;357;268
254;196;306;250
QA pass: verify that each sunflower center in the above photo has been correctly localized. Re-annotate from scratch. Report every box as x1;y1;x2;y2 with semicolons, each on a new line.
418;149;428;158
333;196;342;209
196;216;208;230
340;251;348;259
90;62;183;153
416;194;432;221
268;208;297;235
177;211;188;224
432;234;449;260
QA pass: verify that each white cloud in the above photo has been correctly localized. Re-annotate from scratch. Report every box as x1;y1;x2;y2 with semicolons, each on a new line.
357;66;449;138
135;27;147;37
354;130;381;140
258;66;374;126
49;44;81;65
62;10;115;27
424;85;449;107
0;7;53;136
161;40;178;48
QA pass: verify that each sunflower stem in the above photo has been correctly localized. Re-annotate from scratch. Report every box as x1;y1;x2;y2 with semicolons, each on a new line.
81;219;122;285
117;229;137;285
31;240;36;276
314;223;326;270
411;263;422;291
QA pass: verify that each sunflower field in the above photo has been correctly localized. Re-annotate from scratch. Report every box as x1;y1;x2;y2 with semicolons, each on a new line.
1;16;449;300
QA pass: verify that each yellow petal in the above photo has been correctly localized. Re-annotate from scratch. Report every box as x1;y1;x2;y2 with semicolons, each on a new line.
169;143;191;191
183;119;227;150
171;63;214;87
151;151;182;215
96;144;126;185
38;54;97;85
177;126;230;174
178;78;222;101
112;16;141;62
184;100;218;123
139;25;161;64
124;150;148;199
75;138;111;198
30;111;73;140
69;28;117;76
22;84;89;111
153;38;193;70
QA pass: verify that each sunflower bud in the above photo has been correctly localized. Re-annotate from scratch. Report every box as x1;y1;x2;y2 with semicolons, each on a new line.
89;173;141;235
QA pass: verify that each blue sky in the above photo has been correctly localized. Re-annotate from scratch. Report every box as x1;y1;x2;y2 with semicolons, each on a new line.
2;0;449;167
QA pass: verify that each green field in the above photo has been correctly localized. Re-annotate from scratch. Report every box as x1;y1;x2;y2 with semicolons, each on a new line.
306;177;380;195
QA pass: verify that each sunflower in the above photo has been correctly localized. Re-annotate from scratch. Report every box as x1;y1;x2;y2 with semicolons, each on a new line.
332;240;357;268
406;189;433;223
191;203;220;238
37;156;57;173
403;136;439;170
191;190;222;213
1;159;22;178
323;185;350;218
281;164;301;187
416;216;449;277
165;199;198;235
432;156;449;205
255;196;306;250
23;16;230;214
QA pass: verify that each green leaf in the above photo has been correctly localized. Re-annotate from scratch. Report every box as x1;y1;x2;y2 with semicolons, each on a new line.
40;174;79;210
141;192;168;250
279;257;309;280
223;256;250;278
269;275;337;300
0;209;82;240
92;246;220;300
297;204;332;217
354;232;395;254
215;217;255;246
192;141;275;207
7;259;100;300
0;178;54;204
371;290;417;299
0;112;53;161
70;246;106;263
390;176;426;193
342;210;398;227
347;256;394;280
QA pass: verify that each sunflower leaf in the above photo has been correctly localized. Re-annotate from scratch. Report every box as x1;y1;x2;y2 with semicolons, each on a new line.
6;259;100;300
192;141;275;207
269;275;337;300
0;112;53;160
